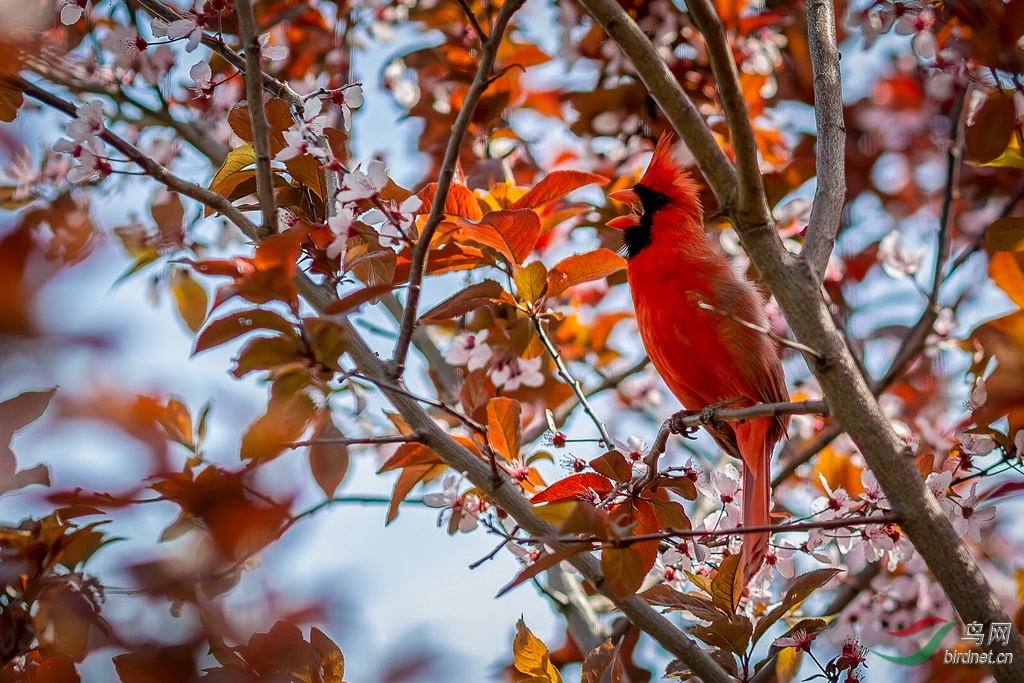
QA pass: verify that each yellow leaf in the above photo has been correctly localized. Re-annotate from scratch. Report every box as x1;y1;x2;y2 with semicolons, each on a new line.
310;627;345;683
513;260;548;304
775;647;803;683
171;268;208;333
210;144;256;192
512;619;562;683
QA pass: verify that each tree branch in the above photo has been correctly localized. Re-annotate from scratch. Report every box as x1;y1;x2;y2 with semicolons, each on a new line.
685;0;769;223
1;72;258;237
234;0;277;236
387;0;525;378
801;0;846;282
574;0;738;208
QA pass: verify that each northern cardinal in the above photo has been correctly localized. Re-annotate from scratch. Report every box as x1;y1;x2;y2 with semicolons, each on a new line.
607;133;789;581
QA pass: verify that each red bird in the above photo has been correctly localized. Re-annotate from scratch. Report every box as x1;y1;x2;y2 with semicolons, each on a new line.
607;133;789;581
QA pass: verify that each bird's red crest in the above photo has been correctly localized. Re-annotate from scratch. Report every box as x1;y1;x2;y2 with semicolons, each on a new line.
637;132;702;220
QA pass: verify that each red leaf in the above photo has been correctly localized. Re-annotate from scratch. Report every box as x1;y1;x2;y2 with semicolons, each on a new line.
421;280;506;321
589;450;633;482
510;170;609;210
309;418;350;498
194;309;296;354
547;248;626;297
321;284;396;316
453;209;540;265
387;463;441;524
531;473;613;505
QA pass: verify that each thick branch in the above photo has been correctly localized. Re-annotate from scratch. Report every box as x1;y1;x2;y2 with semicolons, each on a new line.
3;73;258;236
574;0;738;208
234;0;277;236
388;0;525;377
801;0;846;281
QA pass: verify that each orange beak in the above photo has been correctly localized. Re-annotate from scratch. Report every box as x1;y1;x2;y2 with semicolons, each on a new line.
608;187;640;205
606;187;641;231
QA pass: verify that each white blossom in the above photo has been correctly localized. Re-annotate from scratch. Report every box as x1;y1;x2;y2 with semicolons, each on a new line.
878;230;925;279
337;160;388;203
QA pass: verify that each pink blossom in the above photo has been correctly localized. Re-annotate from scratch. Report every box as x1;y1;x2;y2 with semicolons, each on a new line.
330;84;365;131
952;483;996;543
811;474;852;521
65;139;111;183
189;61;215;99
491;356;544;391
774;629;815;652
258;34;288;62
326;203;359;260
67;100;104;142
444;330;492;370
423;474;480;533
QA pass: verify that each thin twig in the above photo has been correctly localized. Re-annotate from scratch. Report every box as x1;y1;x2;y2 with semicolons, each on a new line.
235;0;278;236
2;72;258;237
454;0;487;41
533;317;614;447
801;0;846;281
930;86;969;305
287;434;420;448
388;0;526;378
516;514;899;548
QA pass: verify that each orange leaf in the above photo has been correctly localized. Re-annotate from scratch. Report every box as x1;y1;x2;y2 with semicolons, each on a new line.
240;393;316;463
417;182;483;221
588;450;632;483
531;473;613;505
710;554;744;613
510;170;609;210
547;248;626;297
497;545;590;597
309;627;345;683
512;619;562;682
453;209;540;265
378;442;441;472
990;250;1024;308
967;92;1016;164
321;284;396;316
486;397;522;461
601;545;648;599
387;462;444;524
986;216;1024;253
